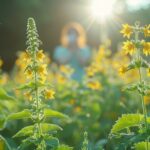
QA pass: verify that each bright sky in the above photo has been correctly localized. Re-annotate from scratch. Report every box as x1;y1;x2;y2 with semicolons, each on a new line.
127;0;150;10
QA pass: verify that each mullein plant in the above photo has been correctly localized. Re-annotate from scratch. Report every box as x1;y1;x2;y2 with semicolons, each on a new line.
81;132;89;150
6;18;70;150
109;22;150;149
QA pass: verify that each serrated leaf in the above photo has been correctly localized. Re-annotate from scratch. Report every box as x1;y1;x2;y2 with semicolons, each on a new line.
0;88;15;100
13;125;33;138
0;135;11;150
111;114;144;134
45;136;59;148
41;123;62;132
134;142;150;150
14;123;62;138
44;108;69;120
7;109;31;121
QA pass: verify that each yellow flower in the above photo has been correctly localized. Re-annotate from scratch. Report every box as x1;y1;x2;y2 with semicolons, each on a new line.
123;41;136;55
147;68;150;76
118;66;128;75
142;41;150;56
56;74;66;84
144;96;150;105
120;24;133;38
0;59;3;68
143;25;150;37
22;51;31;63
24;92;32;101
36;50;45;62
44;89;55;99
87;81;102;90
25;69;33;79
38;64;47;76
59;65;74;75
69;99;75;105
40;75;47;84
74;106;81;112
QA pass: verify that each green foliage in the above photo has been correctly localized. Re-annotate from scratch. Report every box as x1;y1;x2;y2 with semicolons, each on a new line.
7;109;32;120
134;142;150;150
44;108;69;120
13;123;62;138
81;132;88;150
111;114;144;134
0;135;11;150
0;87;14;100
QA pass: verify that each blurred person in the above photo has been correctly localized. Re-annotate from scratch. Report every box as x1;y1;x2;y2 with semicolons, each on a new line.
54;22;91;81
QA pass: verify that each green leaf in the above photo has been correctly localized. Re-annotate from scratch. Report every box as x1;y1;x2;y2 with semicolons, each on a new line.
17;82;45;90
13;125;34;138
44;108;69;120
122;83;137;92
0;135;11;150
14;123;62;138
41;123;62;132
0;88;15;100
111;114;144;134
134;142;150;150
45;136;59;148
56;144;73;150
0;115;6;130
7;109;31;121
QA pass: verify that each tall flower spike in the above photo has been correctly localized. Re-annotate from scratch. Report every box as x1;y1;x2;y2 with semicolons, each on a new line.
26;18;41;52
7;18;69;150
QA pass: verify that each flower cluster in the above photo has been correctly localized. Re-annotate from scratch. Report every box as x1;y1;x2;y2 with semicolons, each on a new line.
119;22;150;76
120;23;150;56
23;18;55;101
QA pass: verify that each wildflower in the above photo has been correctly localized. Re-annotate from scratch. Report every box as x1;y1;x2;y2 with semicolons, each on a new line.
122;41;136;55
59;65;74;75
44;89;55;99
22;51;31;63
144;96;150;105
69;99;75;105
87;81;102;90
25;69;33;79
36;50;45;62
56;74;66;84
142;41;150;56
119;66;128;75
38;64;47;76
120;24;133;38
74;106;81;112
143;25;150;37
147;68;150;76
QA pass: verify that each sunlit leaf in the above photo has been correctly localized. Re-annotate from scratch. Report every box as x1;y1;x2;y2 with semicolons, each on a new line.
111;114;144;134
134;141;150;150
14;123;62;138
7;109;32;120
44;108;69;120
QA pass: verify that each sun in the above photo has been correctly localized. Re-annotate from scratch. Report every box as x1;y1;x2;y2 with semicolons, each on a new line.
90;0;115;23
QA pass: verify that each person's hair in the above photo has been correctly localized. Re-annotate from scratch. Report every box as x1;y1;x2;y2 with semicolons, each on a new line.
61;22;86;48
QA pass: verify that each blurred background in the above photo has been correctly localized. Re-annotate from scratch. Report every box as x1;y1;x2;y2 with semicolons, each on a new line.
0;0;150;71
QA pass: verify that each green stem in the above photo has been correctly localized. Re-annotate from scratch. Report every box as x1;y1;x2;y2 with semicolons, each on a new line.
138;68;149;150
33;51;44;150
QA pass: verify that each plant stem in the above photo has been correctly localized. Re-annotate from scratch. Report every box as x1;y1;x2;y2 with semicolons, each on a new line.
138;68;148;150
33;51;44;150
